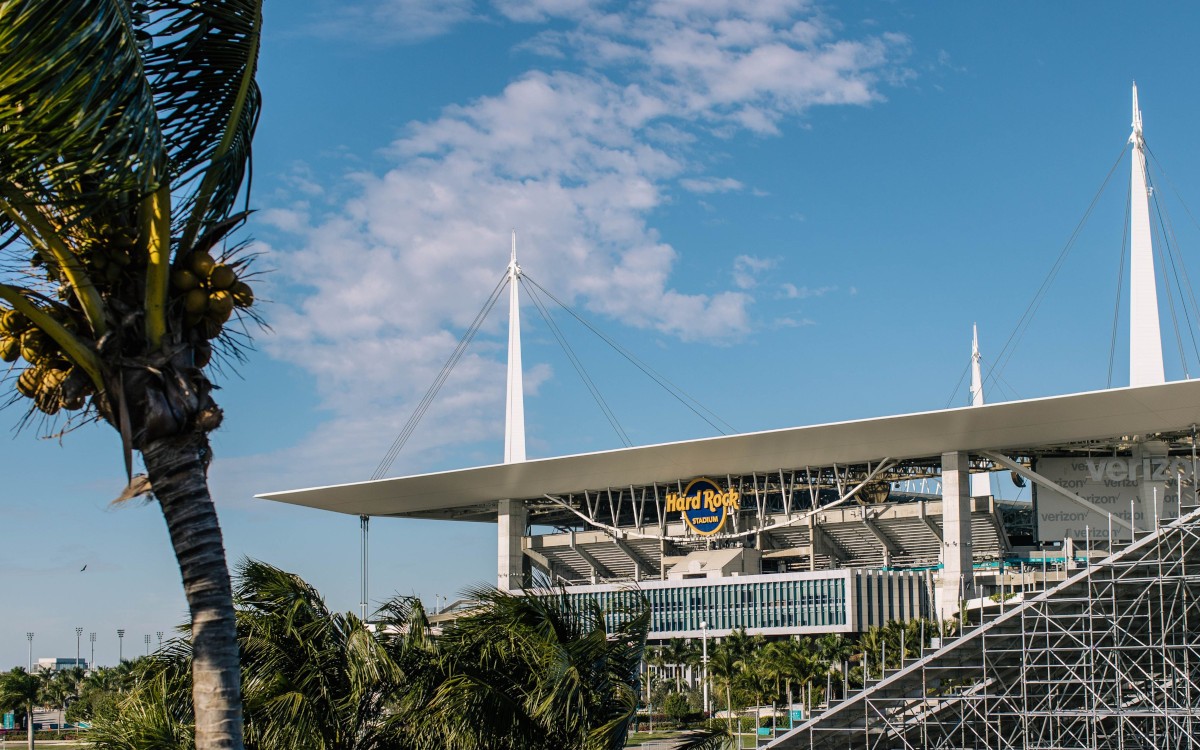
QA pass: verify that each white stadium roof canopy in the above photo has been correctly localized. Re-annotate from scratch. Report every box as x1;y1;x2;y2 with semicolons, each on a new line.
256;379;1200;520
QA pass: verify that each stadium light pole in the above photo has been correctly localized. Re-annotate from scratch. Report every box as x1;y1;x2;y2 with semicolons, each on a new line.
157;631;163;651
700;620;710;717
144;634;151;656
89;632;95;671
26;632;33;671
117;629;125;662
75;627;83;669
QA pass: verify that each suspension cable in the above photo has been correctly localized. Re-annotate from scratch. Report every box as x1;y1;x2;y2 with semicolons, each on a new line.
1107;183;1131;388
987;145;1128;390
1150;184;1191;379
1149;174;1200;375
943;360;971;408
522;278;632;447
522;273;735;435
1143;148;1200;375
371;272;508;480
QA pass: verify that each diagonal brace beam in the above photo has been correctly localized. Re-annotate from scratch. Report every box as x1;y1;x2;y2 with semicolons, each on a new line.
982;450;1134;532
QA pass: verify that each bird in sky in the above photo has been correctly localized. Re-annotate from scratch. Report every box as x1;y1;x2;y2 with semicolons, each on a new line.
80;564;87;572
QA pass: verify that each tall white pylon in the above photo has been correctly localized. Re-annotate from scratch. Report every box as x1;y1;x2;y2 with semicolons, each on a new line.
498;230;527;591
504;230;526;463
969;324;992;497
1129;82;1166;387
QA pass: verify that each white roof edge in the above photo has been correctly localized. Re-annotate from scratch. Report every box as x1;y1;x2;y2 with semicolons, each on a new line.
256;380;1200;517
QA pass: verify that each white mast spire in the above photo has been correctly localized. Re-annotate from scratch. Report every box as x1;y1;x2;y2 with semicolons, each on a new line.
969;323;984;408
969;324;992;497
504;230;526;463
1128;82;1166;387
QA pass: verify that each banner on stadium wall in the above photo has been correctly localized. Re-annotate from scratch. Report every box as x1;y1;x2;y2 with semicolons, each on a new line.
1035;456;1184;542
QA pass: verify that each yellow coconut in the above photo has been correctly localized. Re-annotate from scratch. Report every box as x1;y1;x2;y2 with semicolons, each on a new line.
0;336;18;363
16;367;43;398
20;329;50;363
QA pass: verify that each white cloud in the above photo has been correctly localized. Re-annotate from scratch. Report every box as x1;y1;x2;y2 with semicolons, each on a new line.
680;176;745;194
302;0;477;43
261;0;908;471
732;254;775;289
780;282;836;299
519;0;908;133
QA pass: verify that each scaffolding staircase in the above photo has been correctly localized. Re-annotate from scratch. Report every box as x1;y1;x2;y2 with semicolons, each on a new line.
769;505;1200;749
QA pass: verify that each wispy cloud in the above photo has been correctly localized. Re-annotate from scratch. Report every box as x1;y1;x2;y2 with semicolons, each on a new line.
260;0;909;469
681;176;745;194
780;282;836;299
732;254;775;289
300;0;478;44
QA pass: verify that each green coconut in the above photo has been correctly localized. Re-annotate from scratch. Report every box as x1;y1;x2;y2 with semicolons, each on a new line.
208;264;236;291
192;341;212;369
189;251;216;279
171;268;200;291
184;288;210;315
231;281;254;308
208;290;234;323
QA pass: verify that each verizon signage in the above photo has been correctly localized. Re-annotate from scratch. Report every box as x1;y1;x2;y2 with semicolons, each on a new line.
1036;456;1186;542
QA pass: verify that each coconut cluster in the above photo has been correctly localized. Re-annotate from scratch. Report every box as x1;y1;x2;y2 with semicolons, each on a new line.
0;308;93;414
171;250;253;364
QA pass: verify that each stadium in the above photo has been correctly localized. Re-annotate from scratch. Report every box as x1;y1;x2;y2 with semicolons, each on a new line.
259;87;1200;748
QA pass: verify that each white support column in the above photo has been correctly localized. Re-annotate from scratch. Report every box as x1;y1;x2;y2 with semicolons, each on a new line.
498;498;528;591
1129;83;1166;387
969;325;992;498
504;231;526;464
498;231;529;590
938;451;974;622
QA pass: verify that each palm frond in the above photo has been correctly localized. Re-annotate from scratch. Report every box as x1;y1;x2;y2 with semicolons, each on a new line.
0;0;163;206
138;1;262;250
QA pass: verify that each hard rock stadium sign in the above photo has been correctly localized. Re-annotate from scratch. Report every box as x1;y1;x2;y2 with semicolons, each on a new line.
664;478;741;536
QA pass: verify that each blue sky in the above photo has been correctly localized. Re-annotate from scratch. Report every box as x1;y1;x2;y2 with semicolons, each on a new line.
6;0;1200;669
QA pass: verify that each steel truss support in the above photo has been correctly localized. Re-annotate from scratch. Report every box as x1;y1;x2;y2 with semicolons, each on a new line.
770;505;1200;750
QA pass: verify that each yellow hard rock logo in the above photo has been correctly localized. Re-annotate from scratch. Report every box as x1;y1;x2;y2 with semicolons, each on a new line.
665;478;740;536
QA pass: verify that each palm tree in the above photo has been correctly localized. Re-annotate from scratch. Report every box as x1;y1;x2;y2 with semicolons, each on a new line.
705;647;739;735
663;638;692;690
429;585;651;750
0;4;264;747
89;560;432;750
0;667;43;750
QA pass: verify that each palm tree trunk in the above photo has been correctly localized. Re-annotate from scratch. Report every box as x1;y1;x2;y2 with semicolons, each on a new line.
726;684;733;735
143;433;243;750
27;704;34;750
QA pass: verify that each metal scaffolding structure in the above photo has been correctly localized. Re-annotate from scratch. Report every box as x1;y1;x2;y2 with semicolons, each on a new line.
772;502;1200;750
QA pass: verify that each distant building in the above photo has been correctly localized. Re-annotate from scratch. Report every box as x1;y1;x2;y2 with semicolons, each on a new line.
36;657;87;672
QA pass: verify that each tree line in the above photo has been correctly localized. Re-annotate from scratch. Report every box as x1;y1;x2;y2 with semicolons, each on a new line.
644;616;958;733
6;560;658;750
